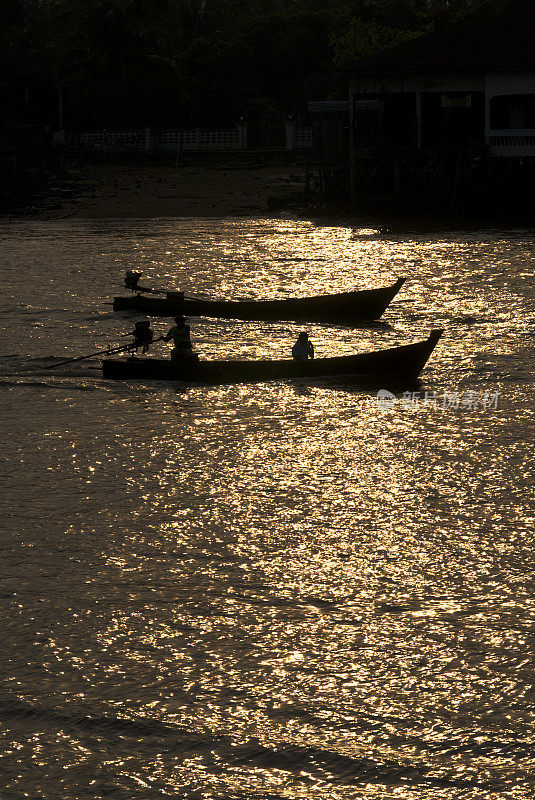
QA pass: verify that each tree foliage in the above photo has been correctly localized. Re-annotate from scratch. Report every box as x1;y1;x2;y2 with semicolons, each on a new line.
0;0;482;127
331;17;425;66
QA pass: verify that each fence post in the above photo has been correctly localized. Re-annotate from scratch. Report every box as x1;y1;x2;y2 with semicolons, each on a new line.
238;123;248;149
285;119;296;151
145;127;151;151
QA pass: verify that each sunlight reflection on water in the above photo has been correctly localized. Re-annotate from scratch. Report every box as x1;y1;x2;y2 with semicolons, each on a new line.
0;217;534;799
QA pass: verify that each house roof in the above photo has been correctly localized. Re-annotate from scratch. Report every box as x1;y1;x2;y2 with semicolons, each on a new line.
345;0;535;75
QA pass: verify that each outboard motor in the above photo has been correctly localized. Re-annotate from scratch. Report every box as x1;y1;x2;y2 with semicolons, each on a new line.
125;270;142;291
131;320;154;353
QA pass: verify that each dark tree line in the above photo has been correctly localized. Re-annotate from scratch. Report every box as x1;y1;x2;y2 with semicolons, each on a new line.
0;0;485;128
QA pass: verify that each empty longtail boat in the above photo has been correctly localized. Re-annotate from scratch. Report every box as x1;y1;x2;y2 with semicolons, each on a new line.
112;278;406;324
102;329;443;385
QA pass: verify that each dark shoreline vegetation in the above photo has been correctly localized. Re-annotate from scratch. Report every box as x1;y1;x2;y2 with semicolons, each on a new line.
2;1;481;128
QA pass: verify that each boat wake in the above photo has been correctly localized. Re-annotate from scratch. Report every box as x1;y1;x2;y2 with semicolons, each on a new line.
0;377;100;391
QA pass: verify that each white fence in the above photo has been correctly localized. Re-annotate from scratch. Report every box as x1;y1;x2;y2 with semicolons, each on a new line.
179;129;241;150
486;129;535;157
294;127;313;149
78;130;147;151
70;125;312;152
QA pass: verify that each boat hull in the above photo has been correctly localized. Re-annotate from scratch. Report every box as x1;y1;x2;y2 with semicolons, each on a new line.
102;330;443;385
112;279;405;323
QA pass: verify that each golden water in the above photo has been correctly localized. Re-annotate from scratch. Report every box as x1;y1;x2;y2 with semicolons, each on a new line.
0;218;534;799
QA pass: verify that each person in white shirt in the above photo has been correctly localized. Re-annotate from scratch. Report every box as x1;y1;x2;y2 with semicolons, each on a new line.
292;331;314;361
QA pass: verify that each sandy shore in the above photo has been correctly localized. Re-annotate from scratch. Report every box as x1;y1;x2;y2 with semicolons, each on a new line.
43;162;310;219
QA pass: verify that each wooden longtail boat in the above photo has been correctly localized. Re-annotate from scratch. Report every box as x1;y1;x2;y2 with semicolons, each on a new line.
102;329;443;385
112;278;406;323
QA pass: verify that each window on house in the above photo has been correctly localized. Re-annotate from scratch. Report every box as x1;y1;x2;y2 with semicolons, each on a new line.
489;95;535;130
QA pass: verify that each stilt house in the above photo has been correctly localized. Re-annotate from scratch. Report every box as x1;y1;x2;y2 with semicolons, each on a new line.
345;0;535;210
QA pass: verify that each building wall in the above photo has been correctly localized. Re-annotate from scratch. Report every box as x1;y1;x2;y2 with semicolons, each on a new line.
486;72;535;99
484;72;535;155
348;69;535;208
349;69;535;193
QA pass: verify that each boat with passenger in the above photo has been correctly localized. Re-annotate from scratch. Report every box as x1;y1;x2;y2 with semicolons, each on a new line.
101;329;443;385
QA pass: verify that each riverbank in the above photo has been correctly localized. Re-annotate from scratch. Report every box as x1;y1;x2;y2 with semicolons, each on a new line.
34;162;312;220
7;160;531;230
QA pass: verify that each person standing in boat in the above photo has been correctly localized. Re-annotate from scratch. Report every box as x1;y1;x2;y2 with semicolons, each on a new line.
129;320;154;354
292;331;314;361
164;316;194;360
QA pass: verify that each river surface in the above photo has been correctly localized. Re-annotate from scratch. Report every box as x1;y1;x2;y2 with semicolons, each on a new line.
0;217;534;800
